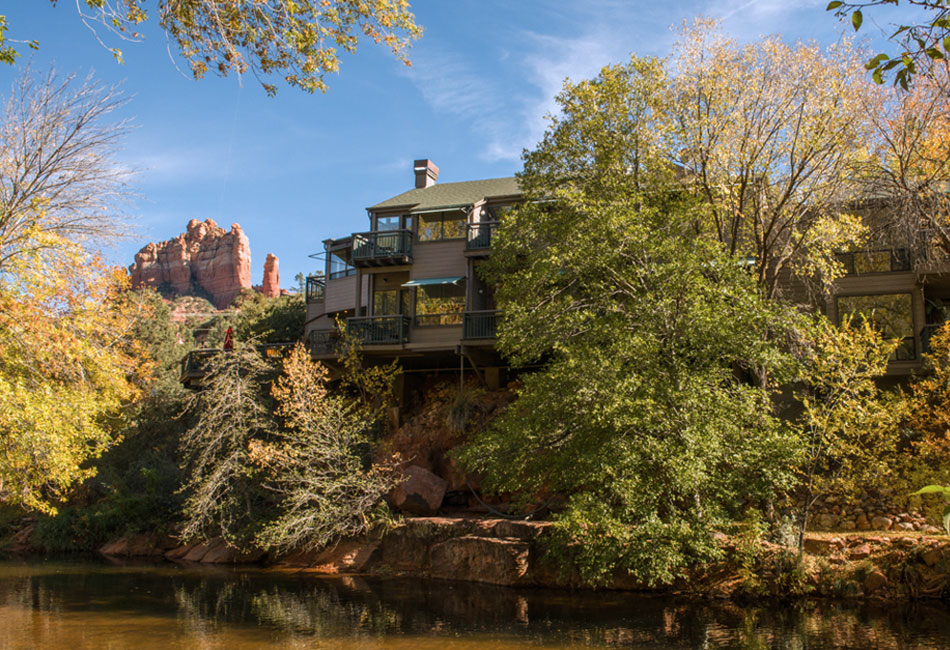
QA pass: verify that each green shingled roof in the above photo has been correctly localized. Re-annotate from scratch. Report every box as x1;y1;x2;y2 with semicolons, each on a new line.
369;177;521;212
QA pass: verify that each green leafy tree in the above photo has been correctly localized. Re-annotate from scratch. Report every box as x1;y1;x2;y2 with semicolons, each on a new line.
827;0;950;88
233;290;305;344
793;315;903;550
1;1;422;96
460;58;803;587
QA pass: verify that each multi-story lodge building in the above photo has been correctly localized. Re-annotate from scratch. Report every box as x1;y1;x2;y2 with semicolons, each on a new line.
304;160;947;383
304;160;520;389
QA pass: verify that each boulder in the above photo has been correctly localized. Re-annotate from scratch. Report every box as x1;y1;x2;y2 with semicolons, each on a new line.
429;536;530;586
391;464;448;515
864;569;888;593
804;537;835;555
99;534;177;557
870;516;893;531
277;540;380;574
849;543;872;559
812;513;839;530
856;514;870;531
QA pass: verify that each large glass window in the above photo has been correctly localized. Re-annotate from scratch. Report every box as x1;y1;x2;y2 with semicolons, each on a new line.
328;248;356;279
417;211;466;242
836;249;911;275
375;215;401;231
373;289;408;316
414;282;465;326
837;293;915;360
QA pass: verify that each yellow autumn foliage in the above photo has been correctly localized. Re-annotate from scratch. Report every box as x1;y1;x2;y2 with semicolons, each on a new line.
0;233;144;513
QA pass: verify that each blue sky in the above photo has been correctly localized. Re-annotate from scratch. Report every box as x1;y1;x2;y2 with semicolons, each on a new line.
0;0;916;286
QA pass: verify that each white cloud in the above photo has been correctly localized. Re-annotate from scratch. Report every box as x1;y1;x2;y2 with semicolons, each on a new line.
403;0;834;163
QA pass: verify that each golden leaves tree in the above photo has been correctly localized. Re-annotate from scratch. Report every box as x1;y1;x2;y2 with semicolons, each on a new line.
0;66;142;514
2;1;422;96
670;21;878;300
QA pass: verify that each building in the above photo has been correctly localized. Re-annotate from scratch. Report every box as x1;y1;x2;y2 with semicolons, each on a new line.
305;160;947;385
304;160;521;388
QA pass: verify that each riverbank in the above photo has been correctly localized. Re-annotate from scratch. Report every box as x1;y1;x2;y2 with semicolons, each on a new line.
13;515;945;602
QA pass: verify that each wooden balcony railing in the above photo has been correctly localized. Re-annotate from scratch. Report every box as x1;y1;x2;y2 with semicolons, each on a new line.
466;221;498;251
305;275;325;304
309;328;341;356
181;349;218;380
352;230;413;266
463;310;500;340
346;315;411;345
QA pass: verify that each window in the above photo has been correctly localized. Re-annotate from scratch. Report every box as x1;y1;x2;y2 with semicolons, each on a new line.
375;215;401;231
479;204;515;221
373;289;408;316
328;248;356;279
836;249;911;275
837;293;915;360
417;211;466;241
415;282;465;326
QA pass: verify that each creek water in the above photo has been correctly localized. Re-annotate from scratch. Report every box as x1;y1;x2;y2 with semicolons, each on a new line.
0;557;948;649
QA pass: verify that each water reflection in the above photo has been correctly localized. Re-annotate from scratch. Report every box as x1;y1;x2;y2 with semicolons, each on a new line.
0;558;948;649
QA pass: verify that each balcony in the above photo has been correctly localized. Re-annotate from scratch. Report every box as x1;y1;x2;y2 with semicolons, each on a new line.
180;349;218;388
347;315;411;345
466;221;498;252
305;275;325;304
309;328;341;356
352;230;413;267
463;310;500;340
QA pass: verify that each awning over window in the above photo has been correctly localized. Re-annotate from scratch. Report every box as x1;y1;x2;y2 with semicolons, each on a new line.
402;276;465;287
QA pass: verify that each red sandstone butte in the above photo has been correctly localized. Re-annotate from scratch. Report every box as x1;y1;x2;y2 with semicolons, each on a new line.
129;219;252;309
261;253;281;298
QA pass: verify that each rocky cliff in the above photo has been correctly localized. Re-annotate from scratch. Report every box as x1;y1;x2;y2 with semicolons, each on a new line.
129;219;252;309
261;253;281;298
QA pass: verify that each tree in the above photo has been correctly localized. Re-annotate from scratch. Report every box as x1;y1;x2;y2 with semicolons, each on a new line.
670;21;878;300
0;65;148;514
232;290;305;344
0;247;143;513
460;58;803;586
0;66;129;270
178;343;275;547
1;1;422;96
179;341;400;551
256;344;400;553
793;316;902;551
827;0;950;88
855;65;950;258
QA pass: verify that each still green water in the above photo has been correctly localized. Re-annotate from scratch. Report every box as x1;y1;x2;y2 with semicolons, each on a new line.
0;558;948;649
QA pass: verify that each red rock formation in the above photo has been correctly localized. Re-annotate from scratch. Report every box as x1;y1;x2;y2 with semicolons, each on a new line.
129;219;252;309
261;253;280;298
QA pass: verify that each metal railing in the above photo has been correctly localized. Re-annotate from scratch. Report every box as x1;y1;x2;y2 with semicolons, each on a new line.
181;349;218;378
346;315;411;344
463;310;500;339
352;229;413;264
466;221;498;251
305;275;325;303
309;328;341;356
415;312;463;327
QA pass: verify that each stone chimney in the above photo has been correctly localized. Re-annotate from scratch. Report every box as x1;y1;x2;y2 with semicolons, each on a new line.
413;159;439;189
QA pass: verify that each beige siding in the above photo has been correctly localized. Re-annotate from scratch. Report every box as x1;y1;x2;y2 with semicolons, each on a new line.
411;240;468;279
408;325;463;349
306;301;326;322
324;274;359;314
